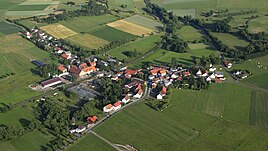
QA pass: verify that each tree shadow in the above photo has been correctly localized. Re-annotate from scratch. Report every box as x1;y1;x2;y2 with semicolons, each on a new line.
19;118;31;128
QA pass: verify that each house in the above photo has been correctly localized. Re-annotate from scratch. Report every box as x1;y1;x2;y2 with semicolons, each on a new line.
58;65;67;73
113;101;121;110
125;81;140;89
209;67;217;72
70;65;81;77
215;78;222;84
152;83;157;89
202;71;208;77
133;89;143;98
125;69;138;78
206;77;212;83
122;96;131;104
87;116;97;124
70;65;96;77
209;73;216;79
75;126;86;133
41;77;62;88
103;104;114;112
214;71;224;78
61;53;71;59
79;63;88;69
90;62;96;67
54;47;64;54
159;70;167;76
196;69;202;76
224;61;232;68
183;71;191;77
157;86;167;100
111;75;119;81
148;75;155;80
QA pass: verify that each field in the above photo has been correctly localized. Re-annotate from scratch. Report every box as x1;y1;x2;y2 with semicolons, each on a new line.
248;16;268;33
60;15;118;33
0;107;34;127
0;130;53;151
88;25;137;42
0;34;50;104
0;21;20;35
95;83;266;150
168;9;196;17
123;15;163;31
9;5;49;11
67;34;109;49
212;32;249;49
107;20;154;36
40;24;77;39
107;0;145;12
67;134;116;151
178;25;205;42
108;34;162;60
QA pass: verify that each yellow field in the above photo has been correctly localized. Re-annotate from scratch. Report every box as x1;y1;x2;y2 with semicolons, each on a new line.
67;34;109;49
107;20;154;36
40;24;77;39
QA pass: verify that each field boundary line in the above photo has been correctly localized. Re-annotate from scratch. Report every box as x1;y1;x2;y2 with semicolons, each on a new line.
2;54;16;73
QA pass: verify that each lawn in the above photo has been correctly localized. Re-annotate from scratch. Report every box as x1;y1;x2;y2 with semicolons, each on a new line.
0;107;35;127
178;25;205;42
9;5;50;11
60;15;118;33
88;25;137;42
123;15;163;31
67;34;109;49
67;134;116;151
108;34;162;61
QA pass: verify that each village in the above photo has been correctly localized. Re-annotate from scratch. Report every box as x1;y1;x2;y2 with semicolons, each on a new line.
20;26;251;136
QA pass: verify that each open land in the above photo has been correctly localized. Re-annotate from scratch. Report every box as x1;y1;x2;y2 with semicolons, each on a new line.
40;24;77;39
123;15;163;31
67;34;109;49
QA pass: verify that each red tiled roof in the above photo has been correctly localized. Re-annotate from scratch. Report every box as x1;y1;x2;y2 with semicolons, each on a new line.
160;70;166;74
105;104;113;109
61;54;68;59
87;116;97;123
41;77;61;86
137;89;143;95
79;63;88;69
70;65;81;74
82;66;96;73
114;101;121;107
125;69;137;75
58;65;67;72
90;62;96;67
161;86;167;94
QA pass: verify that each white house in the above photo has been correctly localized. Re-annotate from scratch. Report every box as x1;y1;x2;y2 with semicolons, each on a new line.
103;104;114;112
196;69;202;76
206;77;212;83
209;67;217;72
122;96;131;104
113;101;121;110
133;89;143;99
75;126;86;133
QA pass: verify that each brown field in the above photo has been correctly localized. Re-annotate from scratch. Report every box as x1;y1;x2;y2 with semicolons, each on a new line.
40;24;77;39
107;20;154;36
67;34;109;49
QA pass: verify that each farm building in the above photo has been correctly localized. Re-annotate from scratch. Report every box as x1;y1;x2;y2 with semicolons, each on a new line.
113;101;122;110
87;116;97;124
103;104;114;112
32;60;46;67
41;77;62;88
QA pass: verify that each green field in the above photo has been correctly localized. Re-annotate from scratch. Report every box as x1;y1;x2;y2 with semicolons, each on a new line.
123;15;163;30
95;83;261;150
108;34;162;61
67;134;116;151
60;15;118;33
212;32;249;50
0;107;34;127
168;9;196;17
0;21;20;35
0;34;50;104
88;25;137;42
178;25;205;42
9;5;50;11
248;16;268;34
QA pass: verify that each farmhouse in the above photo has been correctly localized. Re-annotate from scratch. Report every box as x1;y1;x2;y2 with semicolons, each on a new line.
157;86;167;100
122;95;131;104
87;116;97;124
223;61;232;68
113;101;122;110
133;89;143;99
75;126;86;133
41;77;62;88
103;104;114;112
58;65;67;73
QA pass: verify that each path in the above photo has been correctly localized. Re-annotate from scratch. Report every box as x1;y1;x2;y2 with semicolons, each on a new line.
90;131;121;151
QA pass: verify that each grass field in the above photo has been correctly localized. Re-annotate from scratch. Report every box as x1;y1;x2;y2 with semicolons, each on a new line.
95;83;258;150
67;134;116;151
0;21;20;35
123;15;163;31
88;25;137;42
67;34;109;49
41;24;77;39
0;107;34;127
189;43;218;57
108;34;162;60
168;9;196;17
0;34;50;104
178;25;205;42
9;5;49;11
107;20;154;36
248;16;268;34
60;15;118;33
212;32;249;50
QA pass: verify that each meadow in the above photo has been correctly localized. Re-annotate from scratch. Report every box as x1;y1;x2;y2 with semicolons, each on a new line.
108;34;162;60
67;34;109;49
212;32;249;49
123;15;163;31
88;25;137;42
9;5;49;11
67;134;116;151
0;21;20;35
178;25;205;42
248;16;268;34
95;83;265;150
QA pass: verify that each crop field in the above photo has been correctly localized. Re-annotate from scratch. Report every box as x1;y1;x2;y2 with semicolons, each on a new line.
107;20;154;36
0;21;20;35
248;16;268;34
9;5;49;11
67;34;109;49
67;134;116;151
19;0;60;5
249;91;268;129
212;32;249;49
60;15;118;33
178;25;205;42
0;34;50;104
168;9;196;17
88;25;137;42
40;24;77;39
123;15;163;31
108;34;162;60
0;107;34;127
95;83;257;150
